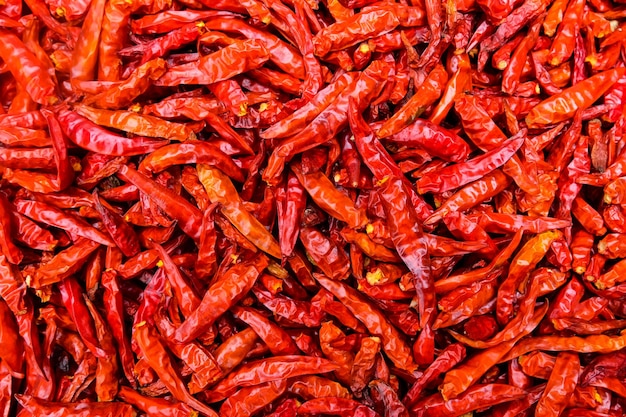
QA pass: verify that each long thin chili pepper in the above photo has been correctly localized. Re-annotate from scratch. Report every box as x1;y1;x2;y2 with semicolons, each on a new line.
57;109;168;156
0;29;57;104
134;321;219;417
174;254;268;343
526;68;625;127
197;165;281;258
315;274;418;373
118;165;202;241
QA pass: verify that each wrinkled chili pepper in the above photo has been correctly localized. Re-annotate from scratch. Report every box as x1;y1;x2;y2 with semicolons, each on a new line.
0;1;625;415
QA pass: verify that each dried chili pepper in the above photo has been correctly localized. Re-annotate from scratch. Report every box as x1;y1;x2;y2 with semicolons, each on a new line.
0;1;625;415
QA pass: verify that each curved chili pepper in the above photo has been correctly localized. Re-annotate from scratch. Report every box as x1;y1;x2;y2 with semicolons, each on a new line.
232;306;300;355
253;285;325;327
97;0;131;82
443;212;499;260
93;192;141;257
157;40;269;87
134;322;219;417
204;355;339;403
220;380;288;417
501;16;542;94
298;397;381;416
526;68;625;127
275;171;306;259
118;386;196;417
263;59;392;182
315;274;417;373
58;109;168;156
313;8;402;56
154;310;222;393
534;352;580;416
213;328;258;374
197;165;281;258
118;165;202;241
0;29;57;105
377;65;448;138
194;16;300;80
440;305;546;400
261;73;356;139
417;132;524;194
15;199;114;246
404;344;466;407
348;105;434;224
16;394;135;417
424;170;512;225
139;142;244;183
174;254;268;343
58;277;106;359
413;384;527;417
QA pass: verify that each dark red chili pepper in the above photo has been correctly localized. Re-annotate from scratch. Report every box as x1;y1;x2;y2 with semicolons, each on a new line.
118;165;202;241
174;254;268;343
58;109;168;156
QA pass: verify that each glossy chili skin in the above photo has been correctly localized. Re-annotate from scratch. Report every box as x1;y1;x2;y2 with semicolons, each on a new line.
118;164;203;241
315;274;417;373
174;254;269;343
157;39;269;86
204;355;339;402
0;29;57;105
526;68;626;127
2;0;626;415
57;109;168;156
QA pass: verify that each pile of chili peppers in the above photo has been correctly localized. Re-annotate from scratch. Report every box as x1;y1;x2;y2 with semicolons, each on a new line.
1;0;626;415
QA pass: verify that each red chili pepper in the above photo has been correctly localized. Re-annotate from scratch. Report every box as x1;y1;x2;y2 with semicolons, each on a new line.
377;65;448;138
526;68;625;127
134;321;219;417
174;254;268;343
263;59;392;182
197;165;281;257
204;355;339;403
0;29;58;105
315;274;418;373
417;132;524;194
57;109;167;156
16;394;135;417
118;165;202;241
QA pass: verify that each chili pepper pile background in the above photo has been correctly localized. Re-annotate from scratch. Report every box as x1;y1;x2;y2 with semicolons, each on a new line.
0;0;626;415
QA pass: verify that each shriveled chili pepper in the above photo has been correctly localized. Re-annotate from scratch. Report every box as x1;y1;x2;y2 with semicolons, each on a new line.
315;274;417;373
157;39;269;87
291;161;368;229
526;68;625;127
424;170;513;225
263;59;392;182
16;394;135;417
15;199;114;246
118;165;202;241
197;165;281;258
118;386;195;417
58;277;106;359
134;321;218;417
412;384;527;416
204;355;338;403
497;230;562;324
404;344;466;407
418;132;524;194
174;254;268;343
377;64;448;138
314;8;398;56
0;29;57;104
57;109;168;156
